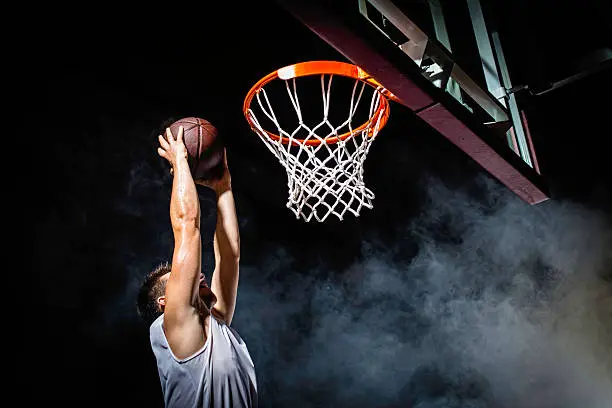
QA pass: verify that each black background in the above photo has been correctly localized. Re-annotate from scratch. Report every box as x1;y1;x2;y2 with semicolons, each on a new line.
28;1;611;406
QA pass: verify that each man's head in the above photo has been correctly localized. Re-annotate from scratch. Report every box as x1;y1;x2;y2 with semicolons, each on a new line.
137;262;172;326
137;262;217;326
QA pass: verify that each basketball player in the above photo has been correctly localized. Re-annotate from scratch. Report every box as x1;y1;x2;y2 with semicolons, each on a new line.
137;126;258;407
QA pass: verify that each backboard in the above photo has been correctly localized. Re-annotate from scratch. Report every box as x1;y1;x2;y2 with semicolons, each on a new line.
276;0;550;204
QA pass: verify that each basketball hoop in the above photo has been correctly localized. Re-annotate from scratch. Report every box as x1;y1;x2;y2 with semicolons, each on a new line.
243;61;398;222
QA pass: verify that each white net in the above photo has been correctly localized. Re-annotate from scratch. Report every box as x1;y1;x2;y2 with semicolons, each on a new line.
246;73;389;222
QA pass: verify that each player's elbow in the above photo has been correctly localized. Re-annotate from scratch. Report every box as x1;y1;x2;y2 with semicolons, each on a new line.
222;253;240;266
220;240;240;260
176;206;199;224
229;239;240;259
171;199;200;226
172;209;199;230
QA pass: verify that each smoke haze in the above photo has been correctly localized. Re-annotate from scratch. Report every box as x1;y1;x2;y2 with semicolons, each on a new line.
229;176;612;407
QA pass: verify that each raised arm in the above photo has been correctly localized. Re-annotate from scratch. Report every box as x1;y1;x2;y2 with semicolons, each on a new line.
198;152;240;325
157;126;206;359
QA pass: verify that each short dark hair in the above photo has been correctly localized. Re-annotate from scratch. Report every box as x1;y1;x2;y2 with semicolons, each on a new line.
137;262;172;326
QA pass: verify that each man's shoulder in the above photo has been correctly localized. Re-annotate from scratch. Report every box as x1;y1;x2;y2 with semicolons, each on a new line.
150;314;174;345
151;314;164;331
149;315;167;350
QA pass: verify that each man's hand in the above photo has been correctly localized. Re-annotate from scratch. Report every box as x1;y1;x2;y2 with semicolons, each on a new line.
195;148;232;194
158;126;188;174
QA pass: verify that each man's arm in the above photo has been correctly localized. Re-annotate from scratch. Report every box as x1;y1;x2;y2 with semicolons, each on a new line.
210;183;240;325
157;127;206;359
199;152;241;326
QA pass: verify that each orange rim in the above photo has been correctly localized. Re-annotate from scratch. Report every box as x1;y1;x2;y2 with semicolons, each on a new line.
243;61;393;146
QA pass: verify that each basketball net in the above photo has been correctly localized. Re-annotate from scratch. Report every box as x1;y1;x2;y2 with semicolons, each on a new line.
244;61;394;222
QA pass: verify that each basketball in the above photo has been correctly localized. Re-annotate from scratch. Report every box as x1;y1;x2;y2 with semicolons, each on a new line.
168;117;224;181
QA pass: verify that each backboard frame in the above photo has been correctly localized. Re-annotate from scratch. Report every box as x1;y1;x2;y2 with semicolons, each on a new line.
276;0;549;204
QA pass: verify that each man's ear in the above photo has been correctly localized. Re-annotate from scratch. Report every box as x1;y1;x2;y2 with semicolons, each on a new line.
157;295;166;308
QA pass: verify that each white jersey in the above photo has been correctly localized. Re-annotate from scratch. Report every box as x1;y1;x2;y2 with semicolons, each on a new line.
150;314;258;407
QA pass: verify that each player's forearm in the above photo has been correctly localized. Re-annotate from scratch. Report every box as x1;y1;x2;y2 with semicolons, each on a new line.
170;159;200;230
214;187;240;260
168;157;202;304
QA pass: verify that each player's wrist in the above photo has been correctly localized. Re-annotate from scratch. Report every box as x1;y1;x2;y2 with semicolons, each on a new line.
213;178;232;195
173;157;190;171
